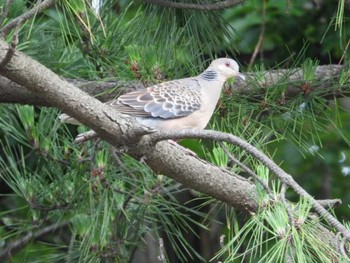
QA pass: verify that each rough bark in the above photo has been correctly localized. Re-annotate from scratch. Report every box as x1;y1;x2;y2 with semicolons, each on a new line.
0;76;145;106
0;64;347;106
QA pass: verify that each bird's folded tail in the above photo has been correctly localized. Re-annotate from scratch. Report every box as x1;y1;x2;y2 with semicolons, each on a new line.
59;113;98;143
59;113;81;125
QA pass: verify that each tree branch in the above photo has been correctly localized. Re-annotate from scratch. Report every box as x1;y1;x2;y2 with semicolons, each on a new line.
238;64;347;99
0;221;69;262
147;129;350;240
248;0;266;70
143;0;244;11
0;64;348;106
219;141;273;198
0;75;146;106
0;0;14;26
0;0;56;36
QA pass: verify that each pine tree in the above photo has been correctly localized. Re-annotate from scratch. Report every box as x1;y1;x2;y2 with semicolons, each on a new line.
0;0;349;262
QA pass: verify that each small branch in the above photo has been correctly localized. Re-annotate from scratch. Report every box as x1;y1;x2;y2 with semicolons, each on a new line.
143;0;244;11
316;199;342;208
147;129;350;240
34;145;70;166
0;0;14;26
0;0;56;36
0;221;69;262
29;201;69;212
280;183;295;227
219;142;273;198
248;0;266;70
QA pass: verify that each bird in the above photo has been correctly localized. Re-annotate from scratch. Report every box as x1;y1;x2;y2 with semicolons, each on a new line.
60;58;244;136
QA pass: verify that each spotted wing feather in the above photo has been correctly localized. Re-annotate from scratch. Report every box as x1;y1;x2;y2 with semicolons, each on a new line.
109;78;201;119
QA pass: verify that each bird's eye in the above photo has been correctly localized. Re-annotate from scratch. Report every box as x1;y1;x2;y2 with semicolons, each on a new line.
225;62;230;67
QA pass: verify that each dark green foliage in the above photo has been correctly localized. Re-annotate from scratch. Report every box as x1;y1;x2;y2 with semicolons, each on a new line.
0;105;212;262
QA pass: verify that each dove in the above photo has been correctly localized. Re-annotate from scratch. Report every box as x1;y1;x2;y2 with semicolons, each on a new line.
60;58;244;136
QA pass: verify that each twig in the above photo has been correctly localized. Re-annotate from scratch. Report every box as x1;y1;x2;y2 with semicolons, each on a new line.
0;0;56;36
280;183;295;227
316;199;342;208
29;201;69;212
66;230;76;263
248;0;266;70
219;142;273;198
0;221;69;262
147;129;350;240
143;0;244;11
35;146;70;166
0;0;14;26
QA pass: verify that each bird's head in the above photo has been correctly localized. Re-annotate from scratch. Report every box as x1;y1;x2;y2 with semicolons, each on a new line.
208;58;245;82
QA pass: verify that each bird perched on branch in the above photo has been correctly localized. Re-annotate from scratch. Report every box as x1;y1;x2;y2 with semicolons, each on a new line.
60;58;244;137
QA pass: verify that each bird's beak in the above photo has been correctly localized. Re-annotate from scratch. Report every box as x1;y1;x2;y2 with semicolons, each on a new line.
237;73;245;81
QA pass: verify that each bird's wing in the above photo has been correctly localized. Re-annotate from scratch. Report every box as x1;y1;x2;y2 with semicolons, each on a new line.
109;78;202;119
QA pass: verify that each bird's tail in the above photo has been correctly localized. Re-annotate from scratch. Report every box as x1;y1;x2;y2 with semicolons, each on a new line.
59;113;81;125
59;113;98;143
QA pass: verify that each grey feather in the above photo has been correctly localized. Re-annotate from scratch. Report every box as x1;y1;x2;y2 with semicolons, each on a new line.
109;78;202;119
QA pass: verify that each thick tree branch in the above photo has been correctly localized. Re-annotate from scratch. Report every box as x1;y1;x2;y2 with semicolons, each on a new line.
0;64;348;106
238;64;347;98
143;0;244;11
0;76;145;106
